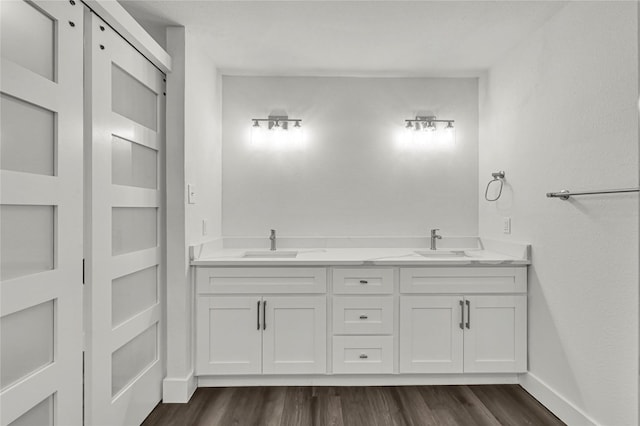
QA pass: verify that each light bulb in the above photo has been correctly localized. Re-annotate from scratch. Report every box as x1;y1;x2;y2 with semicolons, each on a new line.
440;121;455;146
291;120;303;144
251;120;265;145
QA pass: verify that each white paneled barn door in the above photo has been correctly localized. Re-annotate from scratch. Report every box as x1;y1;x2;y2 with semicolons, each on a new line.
84;11;165;426
0;0;84;425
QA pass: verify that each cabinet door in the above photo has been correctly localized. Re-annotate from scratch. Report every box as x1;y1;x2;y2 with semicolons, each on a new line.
262;296;327;374
196;296;262;375
463;295;527;373
399;296;464;373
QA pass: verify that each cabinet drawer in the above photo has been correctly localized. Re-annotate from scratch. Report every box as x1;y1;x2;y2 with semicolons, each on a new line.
333;296;393;335
332;336;393;374
400;267;526;294
197;267;327;294
332;268;394;294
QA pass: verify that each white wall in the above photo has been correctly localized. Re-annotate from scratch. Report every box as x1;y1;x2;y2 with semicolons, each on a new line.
479;2;638;425
222;77;478;238
164;26;222;402
185;36;222;244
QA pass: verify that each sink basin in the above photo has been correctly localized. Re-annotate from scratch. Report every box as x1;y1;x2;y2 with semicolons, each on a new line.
242;250;298;258
415;250;467;258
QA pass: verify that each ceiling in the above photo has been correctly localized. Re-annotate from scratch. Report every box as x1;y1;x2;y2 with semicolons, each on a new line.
119;1;568;77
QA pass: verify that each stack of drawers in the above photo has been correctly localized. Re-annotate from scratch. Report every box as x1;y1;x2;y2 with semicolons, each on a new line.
331;268;394;374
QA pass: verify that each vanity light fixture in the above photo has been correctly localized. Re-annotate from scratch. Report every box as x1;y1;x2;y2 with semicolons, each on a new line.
250;115;303;147
404;115;454;132
402;115;456;148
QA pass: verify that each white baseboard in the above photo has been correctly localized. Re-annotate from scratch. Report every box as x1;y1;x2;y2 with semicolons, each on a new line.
198;373;519;387
519;373;599;426
162;372;197;403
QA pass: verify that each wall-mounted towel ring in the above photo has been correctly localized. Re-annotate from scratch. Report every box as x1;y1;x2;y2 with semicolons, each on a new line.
485;171;505;202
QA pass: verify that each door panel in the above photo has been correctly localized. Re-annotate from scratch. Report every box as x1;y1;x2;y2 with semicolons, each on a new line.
84;12;165;426
463;295;527;373
7;394;54;426
262;296;326;374
0;1;83;424
196;297;262;375
0;94;55;175
399;296;464;373
0;204;54;281
0;0;55;80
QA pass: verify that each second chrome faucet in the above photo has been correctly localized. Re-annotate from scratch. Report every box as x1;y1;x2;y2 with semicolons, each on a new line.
269;229;277;251
430;228;442;250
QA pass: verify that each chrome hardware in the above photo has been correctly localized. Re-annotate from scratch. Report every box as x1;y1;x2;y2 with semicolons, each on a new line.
359;354;368;359
430;228;442;250
459;300;464;329
359;315;368;320
465;300;471;329
257;300;260;330
485;171;505;202
269;229;276;251
262;300;267;330
359;280;368;284
546;187;640;200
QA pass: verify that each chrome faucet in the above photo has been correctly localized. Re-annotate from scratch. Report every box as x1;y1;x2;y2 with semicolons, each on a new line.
430;228;442;250
269;229;276;251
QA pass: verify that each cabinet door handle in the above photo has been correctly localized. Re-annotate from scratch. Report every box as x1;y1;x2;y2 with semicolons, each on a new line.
262;300;267;330
359;280;368;284
359;354;368;359
465;300;471;329
257;300;261;330
359;314;368;320
459;300;464;329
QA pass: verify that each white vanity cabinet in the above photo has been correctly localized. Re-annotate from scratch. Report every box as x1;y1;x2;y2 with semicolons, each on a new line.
195;268;327;375
399;267;527;374
193;262;529;382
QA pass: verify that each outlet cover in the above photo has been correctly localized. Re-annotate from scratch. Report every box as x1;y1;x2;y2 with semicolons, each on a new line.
503;217;511;234
188;184;196;204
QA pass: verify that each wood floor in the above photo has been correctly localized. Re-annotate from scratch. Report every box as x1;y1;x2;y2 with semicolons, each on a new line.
142;385;565;426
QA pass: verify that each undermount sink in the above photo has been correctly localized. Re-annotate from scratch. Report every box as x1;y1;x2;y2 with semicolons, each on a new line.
414;250;467;258
242;250;299;258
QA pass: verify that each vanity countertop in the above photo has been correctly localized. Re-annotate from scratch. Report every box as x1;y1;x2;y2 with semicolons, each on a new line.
191;241;530;267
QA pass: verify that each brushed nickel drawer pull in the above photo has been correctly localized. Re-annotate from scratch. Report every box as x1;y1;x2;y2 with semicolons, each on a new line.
359;314;368;320
263;300;267;330
359;280;368;284
459;300;464;330
257;300;260;330
465;299;471;329
359;354;368;359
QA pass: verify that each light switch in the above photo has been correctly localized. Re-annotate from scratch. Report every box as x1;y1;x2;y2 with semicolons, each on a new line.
188;184;196;204
503;217;511;234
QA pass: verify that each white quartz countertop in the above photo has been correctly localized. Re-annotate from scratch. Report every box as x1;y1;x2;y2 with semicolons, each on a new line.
191;241;530;267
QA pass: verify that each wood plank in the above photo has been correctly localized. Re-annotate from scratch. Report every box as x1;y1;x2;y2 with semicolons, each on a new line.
311;393;344;426
419;385;501;426
279;387;313;426
389;386;438;425
469;385;565;426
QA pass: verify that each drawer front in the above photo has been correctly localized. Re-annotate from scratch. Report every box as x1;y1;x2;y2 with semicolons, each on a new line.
197;267;327;294
332;268;394;294
333;296;393;335
332;336;394;374
400;267;526;294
